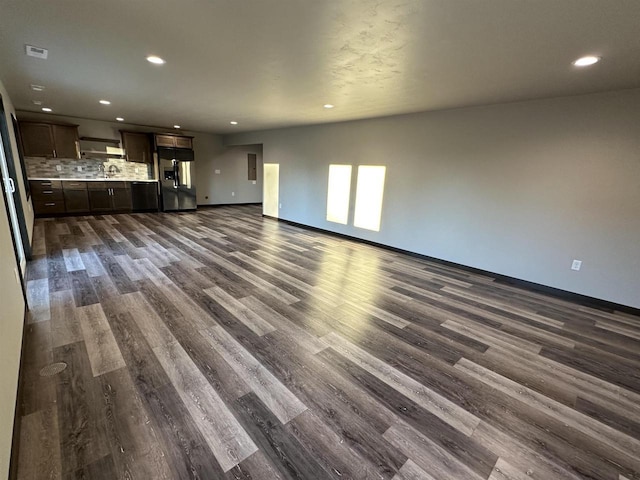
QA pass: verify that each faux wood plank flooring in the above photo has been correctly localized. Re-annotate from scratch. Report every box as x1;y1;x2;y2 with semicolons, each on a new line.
17;205;640;480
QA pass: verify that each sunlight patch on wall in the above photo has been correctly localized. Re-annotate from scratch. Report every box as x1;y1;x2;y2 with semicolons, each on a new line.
263;163;279;217
326;164;352;224
354;165;386;232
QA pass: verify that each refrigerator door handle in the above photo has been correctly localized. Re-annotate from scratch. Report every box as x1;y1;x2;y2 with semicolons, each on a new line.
173;160;179;189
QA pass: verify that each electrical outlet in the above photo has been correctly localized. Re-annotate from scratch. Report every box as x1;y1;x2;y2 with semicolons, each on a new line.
279;203;282;209
56;165;62;171
231;191;235;196
14;268;20;285
77;166;82;172
252;180;256;185
571;259;582;271
135;167;139;173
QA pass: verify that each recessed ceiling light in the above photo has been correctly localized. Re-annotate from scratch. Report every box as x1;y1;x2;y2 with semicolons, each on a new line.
30;84;45;91
41;107;52;112
116;117;124;122
146;55;165;65
323;104;334;109
230;121;238;125
99;99;111;105
573;56;600;67
174;125;181;129
32;100;42;105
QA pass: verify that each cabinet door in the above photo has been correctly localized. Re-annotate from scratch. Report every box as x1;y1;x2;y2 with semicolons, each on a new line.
111;187;132;211
175;136;192;149
89;189;112;212
155;135;176;148
19;122;55;157
64;189;90;213
52;125;80;159
122;132;152;163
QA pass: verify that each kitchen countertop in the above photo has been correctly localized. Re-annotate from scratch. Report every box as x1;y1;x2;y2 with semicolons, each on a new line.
29;177;158;182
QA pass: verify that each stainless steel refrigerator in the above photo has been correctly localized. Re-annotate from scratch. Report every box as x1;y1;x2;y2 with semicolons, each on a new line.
159;147;196;211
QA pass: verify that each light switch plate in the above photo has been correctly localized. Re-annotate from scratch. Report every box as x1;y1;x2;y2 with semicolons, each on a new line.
571;259;582;271
77;166;82;171
56;165;62;171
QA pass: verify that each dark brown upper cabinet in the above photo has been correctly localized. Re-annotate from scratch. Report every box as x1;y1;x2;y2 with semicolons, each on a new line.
19;121;80;159
154;133;193;150
121;131;152;164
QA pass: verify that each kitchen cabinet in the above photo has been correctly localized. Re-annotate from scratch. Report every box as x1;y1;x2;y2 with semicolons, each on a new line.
19;121;80;158
88;181;132;212
62;181;90;213
30;179;65;215
121;131;152;164
154;134;193;150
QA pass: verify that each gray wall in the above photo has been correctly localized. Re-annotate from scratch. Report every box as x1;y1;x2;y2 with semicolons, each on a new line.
0;79;29;479
226;89;640;309
197;144;263;205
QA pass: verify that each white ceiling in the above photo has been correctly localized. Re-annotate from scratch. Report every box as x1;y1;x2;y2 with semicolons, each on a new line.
1;0;639;134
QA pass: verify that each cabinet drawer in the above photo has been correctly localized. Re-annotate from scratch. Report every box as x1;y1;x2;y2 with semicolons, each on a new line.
33;200;66;215
62;181;87;191
31;189;64;202
87;181;107;190
30;179;62;190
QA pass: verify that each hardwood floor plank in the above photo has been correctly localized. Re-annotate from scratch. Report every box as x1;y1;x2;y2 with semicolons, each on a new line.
201;325;308;424
26;278;51;323
143;383;227;479
77;304;126;377
205;286;276;336
384;421;484;480
50;290;83;348
152;340;258;472
62;248;85;272
322;331;481;436
455;358;640;472
54;342;111;474
17;407;62;480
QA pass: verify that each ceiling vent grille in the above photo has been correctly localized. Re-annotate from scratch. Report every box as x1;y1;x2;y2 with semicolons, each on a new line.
25;45;48;59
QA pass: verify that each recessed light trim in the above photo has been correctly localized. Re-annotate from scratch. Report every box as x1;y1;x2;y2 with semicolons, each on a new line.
573;55;600;67
32;100;42;105
147;55;165;65
30;84;45;91
323;104;334;109
116;117;124;122
41;107;52;112
230;121;238;125
173;125;181;129
99;99;111;105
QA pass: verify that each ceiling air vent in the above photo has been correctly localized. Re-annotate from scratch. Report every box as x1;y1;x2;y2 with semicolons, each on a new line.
25;45;48;59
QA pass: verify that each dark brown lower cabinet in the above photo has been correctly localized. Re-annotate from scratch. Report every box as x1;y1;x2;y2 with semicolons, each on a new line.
88;181;132;213
62;181;90;213
30;179;152;216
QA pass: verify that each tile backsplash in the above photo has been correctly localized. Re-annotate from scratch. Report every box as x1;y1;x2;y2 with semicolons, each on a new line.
25;156;154;180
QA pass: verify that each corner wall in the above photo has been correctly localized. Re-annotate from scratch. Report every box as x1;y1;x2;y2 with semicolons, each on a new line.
196;144;263;205
226;89;640;309
0;79;28;480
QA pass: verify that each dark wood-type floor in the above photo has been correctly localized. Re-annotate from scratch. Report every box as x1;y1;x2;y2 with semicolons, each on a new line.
16;205;640;480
